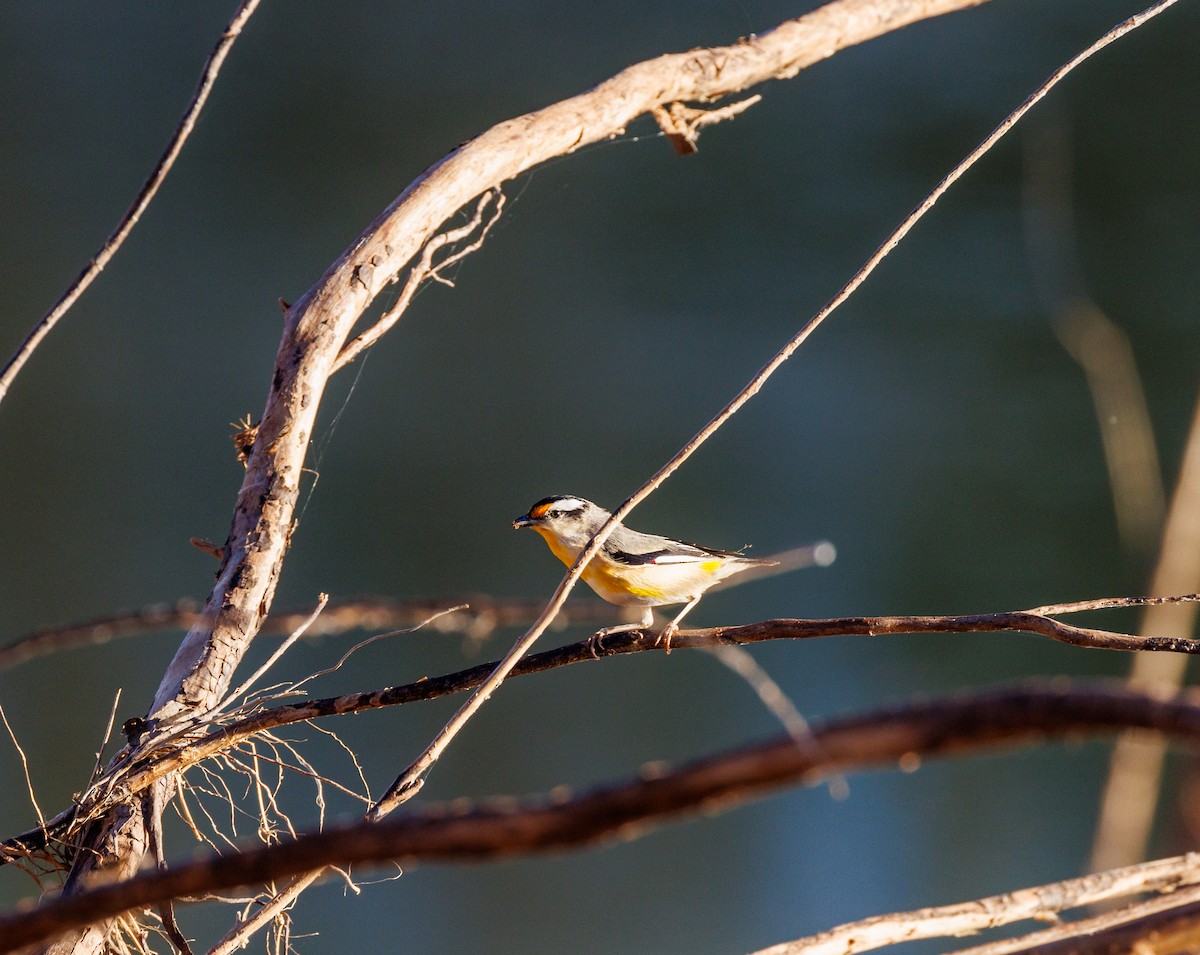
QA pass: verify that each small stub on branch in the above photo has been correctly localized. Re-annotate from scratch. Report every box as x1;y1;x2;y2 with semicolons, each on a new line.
190;537;225;560
230;414;258;466
652;95;763;154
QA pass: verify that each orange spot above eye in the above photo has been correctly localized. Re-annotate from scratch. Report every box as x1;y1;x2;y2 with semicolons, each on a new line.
529;501;554;520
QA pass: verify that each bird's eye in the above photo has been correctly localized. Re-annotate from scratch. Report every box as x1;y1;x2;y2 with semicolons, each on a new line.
547;509;561;519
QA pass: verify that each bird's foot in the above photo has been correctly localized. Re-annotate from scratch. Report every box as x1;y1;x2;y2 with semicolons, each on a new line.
587;623;640;659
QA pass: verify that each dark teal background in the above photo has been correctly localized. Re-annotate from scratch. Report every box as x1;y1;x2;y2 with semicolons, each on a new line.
2;1;1199;951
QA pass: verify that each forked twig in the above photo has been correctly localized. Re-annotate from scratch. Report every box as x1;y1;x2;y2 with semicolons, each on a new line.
332;190;505;373
0;0;263;405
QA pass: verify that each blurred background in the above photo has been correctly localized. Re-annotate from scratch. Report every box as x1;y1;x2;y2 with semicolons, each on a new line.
1;0;1199;951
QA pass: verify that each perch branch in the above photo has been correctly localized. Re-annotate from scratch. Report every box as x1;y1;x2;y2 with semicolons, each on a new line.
62;593;1200;818
5;682;1200;953
0;0;263;406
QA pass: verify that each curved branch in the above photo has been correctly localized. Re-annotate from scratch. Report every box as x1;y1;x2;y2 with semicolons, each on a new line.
5;682;1200;953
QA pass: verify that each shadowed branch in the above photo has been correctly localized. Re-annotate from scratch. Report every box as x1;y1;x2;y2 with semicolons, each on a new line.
3;682;1200;953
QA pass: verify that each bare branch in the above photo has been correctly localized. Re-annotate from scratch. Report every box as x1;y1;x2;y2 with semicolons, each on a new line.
946;885;1200;955
756;852;1200;955
5;682;1200;953
0;0;263;406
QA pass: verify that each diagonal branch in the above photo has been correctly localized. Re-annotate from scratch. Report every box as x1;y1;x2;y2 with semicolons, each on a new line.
0;0;263;406
4;682;1200;953
946;885;1200;955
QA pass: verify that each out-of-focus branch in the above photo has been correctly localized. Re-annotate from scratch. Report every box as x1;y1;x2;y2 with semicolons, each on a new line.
755;852;1200;955
1093;391;1200;873
1055;303;1166;550
0;0;263;406
0;595;622;673
1023;86;1195;877
0;542;835;673
5;682;1200;953
1023;118;1166;554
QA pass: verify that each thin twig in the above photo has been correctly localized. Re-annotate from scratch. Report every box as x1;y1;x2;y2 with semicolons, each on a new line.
90;690;123;787
211;595;330;720
369;0;1179;819
0;0;263;406
280;605;468;697
332;191;505;373
0;704;46;832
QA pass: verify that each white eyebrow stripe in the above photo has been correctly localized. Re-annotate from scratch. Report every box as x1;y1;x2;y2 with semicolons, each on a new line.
555;499;585;511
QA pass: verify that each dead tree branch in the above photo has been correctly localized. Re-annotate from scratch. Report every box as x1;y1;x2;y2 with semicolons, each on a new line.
946;885;1200;955
755;852;1200;955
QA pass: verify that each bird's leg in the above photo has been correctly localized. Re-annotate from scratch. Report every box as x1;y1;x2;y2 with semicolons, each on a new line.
588;608;655;659
658;595;702;654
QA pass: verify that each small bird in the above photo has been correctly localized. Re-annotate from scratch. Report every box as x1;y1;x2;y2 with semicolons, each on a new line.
513;495;777;650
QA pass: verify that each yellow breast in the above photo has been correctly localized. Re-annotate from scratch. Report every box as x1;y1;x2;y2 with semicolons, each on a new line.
533;527;722;608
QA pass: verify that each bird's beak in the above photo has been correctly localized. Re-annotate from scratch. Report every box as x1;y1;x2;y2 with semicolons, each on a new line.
512;514;533;530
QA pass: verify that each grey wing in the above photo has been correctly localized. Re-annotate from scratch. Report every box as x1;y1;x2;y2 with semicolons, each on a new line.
604;527;748;566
